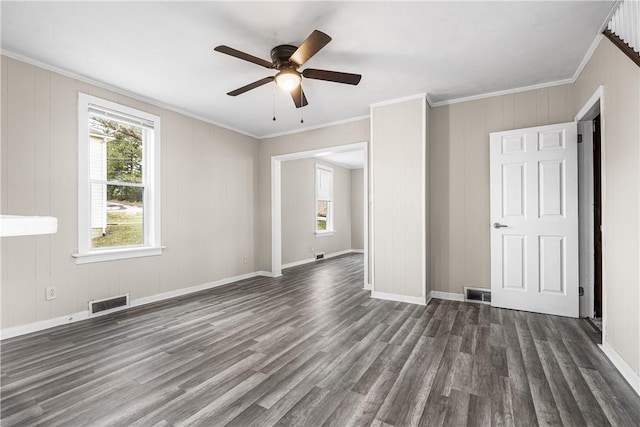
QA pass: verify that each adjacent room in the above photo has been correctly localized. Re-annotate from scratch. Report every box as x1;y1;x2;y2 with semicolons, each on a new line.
1;1;639;426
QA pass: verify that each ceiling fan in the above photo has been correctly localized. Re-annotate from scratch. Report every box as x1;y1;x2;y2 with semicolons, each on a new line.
214;30;361;108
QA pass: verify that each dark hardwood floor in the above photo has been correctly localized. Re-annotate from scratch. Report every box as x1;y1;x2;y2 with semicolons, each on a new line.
1;253;639;426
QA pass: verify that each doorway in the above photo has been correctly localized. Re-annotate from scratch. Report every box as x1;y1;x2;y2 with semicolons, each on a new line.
576;87;604;331
271;142;369;289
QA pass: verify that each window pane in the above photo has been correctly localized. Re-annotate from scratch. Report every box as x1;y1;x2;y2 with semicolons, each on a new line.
91;184;144;248
89;115;143;184
317;200;328;231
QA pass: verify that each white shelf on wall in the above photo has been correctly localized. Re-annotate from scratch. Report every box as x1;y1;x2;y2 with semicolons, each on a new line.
0;215;58;237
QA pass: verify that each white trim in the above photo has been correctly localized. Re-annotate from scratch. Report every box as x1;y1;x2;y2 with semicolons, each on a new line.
72;246;165;264
575;86;608;344
369;93;427;108
260;115;370;139
0;311;91;340
429;291;465;301
130;271;259;308
371;291;426;306
256;270;277;278
599;341;640;396
271;142;369;287
271;156;283;278
281;249;358;270
352;249;365;254
431;78;574;107
314;231;335;237
369;109;375;292
1;49;258;139
575;85;604;121
77;93;163;264
573;35;603;82
0;271;264;340
363;139;370;291
282;258;316;269
421;97;427;303
424;92;434;108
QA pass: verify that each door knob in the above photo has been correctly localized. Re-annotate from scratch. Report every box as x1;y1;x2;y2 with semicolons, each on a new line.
493;222;509;229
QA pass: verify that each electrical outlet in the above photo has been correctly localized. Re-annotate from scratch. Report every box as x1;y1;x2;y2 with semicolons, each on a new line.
45;286;57;301
309;247;314;253
243;255;249;264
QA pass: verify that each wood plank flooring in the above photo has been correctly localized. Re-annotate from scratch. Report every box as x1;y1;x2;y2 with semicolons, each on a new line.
1;253;639;426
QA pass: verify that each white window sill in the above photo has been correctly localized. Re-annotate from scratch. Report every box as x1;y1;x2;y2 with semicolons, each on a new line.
72;246;165;264
315;231;335;237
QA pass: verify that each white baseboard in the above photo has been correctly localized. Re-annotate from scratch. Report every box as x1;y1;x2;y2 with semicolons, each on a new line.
0;270;263;340
0;310;91;340
282;249;361;270
429;291;465;301
599;340;640;396
131;271;260;308
371;291;426;306
256;270;278;278
363;283;372;291
282;258;316;269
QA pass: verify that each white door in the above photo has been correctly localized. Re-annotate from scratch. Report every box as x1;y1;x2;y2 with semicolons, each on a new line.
490;122;579;317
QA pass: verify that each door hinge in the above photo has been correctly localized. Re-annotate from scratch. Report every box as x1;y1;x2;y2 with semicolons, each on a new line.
579;286;584;296
578;134;583;143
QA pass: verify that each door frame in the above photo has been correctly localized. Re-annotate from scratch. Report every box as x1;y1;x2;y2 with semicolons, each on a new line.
575;85;606;333
271;141;369;290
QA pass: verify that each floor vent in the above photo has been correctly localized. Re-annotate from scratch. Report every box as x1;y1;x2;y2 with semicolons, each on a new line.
464;287;491;304
315;252;325;260
89;294;130;316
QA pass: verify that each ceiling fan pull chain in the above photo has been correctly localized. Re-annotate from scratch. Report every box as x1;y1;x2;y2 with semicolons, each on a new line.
272;84;277;121
300;84;304;124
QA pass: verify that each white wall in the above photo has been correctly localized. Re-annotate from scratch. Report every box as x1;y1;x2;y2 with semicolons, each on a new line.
429;84;575;296
0;56;259;330
351;168;364;250
257;119;370;273
281;158;352;265
573;37;640;376
371;96;428;301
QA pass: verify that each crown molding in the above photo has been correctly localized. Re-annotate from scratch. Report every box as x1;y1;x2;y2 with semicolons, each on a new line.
369;93;427;108
259;114;370;140
430;78;574;107
0;49;260;139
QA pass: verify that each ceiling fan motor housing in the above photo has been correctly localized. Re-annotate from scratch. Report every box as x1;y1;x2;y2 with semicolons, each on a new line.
270;45;299;68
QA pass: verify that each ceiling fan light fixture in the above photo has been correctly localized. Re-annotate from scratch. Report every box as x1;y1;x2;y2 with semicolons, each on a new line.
275;69;301;92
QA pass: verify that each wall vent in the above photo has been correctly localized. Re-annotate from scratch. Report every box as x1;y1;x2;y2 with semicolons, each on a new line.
315;252;325;260
89;294;130;316
464;287;491;304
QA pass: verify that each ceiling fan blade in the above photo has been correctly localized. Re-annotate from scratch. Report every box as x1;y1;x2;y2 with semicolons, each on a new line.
227;77;274;96
290;86;308;108
303;68;362;85
289;30;332;66
214;45;275;69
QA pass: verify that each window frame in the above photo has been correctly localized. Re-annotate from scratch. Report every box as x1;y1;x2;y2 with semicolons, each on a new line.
74;93;162;264
315;163;334;235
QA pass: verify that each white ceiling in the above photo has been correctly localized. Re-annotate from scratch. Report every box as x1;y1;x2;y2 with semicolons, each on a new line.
314;149;365;169
1;1;614;138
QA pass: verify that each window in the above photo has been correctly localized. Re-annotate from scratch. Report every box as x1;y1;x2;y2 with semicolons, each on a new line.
74;94;162;264
316;164;334;234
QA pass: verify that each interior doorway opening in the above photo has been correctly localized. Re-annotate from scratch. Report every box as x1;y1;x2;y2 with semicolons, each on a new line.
271;142;369;290
577;89;603;332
